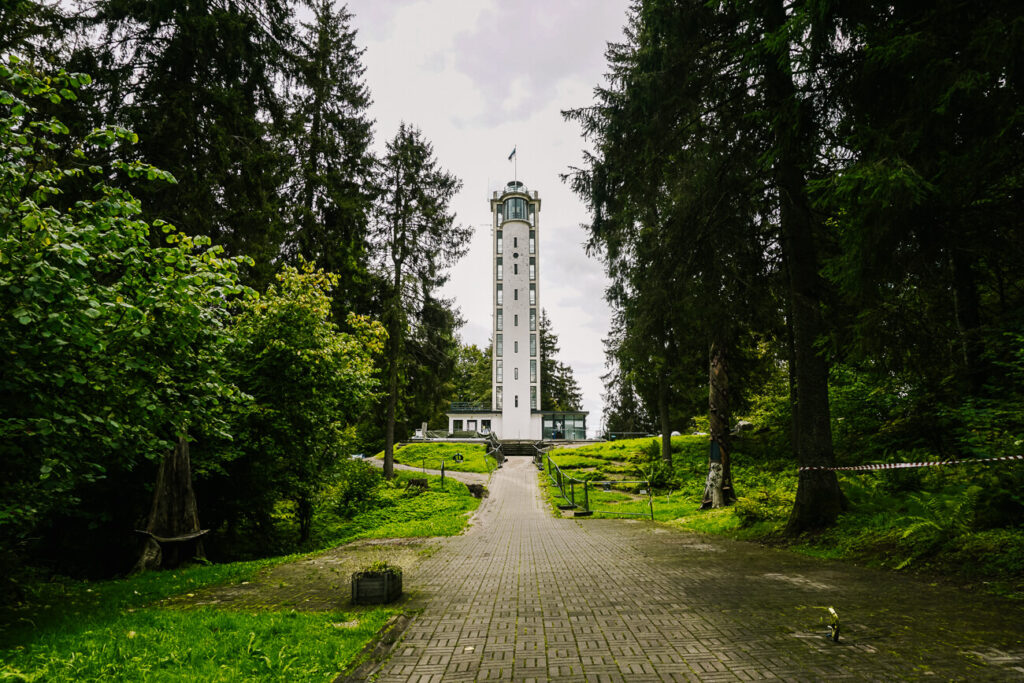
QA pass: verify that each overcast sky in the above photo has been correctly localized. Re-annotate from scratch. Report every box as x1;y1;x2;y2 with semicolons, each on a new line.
344;0;631;434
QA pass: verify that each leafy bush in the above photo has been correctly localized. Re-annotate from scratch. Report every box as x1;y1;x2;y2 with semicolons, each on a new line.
734;493;793;526
328;459;382;518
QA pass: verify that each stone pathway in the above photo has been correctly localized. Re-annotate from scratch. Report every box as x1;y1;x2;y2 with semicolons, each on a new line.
375;457;1024;681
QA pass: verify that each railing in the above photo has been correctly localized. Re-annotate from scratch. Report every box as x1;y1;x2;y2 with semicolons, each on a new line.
533;444;654;520
486;433;504;469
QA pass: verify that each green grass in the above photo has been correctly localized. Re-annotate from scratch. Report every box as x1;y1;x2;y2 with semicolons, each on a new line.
1;470;481;681
375;442;493;474
543;435;1024;599
0;559;396;682
314;470;481;546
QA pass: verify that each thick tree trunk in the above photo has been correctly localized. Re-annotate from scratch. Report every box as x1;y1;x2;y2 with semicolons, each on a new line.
657;372;672;465
383;264;403;481
134;433;205;572
702;341;736;508
761;0;842;533
950;245;983;395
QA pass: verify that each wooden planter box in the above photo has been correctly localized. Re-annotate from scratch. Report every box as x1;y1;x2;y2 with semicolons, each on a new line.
351;569;402;605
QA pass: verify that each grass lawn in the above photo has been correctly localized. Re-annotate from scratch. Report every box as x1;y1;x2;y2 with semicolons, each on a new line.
1;471;481;681
541;435;1024;599
375;442;494;474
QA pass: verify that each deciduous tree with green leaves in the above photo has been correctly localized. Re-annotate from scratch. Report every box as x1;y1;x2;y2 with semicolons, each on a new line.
227;261;385;543
0;56;252;579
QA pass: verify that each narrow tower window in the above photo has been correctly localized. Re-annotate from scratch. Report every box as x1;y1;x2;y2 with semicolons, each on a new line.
514;367;519;380
513;263;518;275
496;334;503;357
530;386;537;409
497;283;503;305
529;309;536;331
530;334;536;356
529;283;535;305
497;231;503;254
496;309;503;330
530;359;537;383
529;230;535;254
496;386;503;409
514;314;519;327
514;340;518;353
496;360;503;382
514;288;518;301
497;257;503;280
529;257;535;280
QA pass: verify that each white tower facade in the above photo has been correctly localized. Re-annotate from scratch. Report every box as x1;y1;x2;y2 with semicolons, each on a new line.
491;180;541;439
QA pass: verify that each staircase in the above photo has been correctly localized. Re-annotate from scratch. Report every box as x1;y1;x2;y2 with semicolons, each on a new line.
499;440;538;459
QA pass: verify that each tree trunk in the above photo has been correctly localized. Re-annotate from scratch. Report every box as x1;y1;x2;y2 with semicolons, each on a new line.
134;432;205;573
657;371;672;465
383;264;403;480
297;495;313;544
760;0;842;533
950;244;983;395
702;341;736;508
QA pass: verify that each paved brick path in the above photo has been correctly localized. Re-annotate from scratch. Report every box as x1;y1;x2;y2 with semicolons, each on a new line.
375;457;1024;681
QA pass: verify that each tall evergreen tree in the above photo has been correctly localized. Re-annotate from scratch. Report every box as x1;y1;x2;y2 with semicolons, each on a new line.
284;0;376;316
371;124;468;478
538;310;584;411
91;0;295;287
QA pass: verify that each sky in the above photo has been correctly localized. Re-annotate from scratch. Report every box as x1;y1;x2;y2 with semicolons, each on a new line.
343;0;632;435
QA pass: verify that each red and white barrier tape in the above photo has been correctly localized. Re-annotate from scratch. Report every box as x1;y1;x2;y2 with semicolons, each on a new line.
799;454;1024;472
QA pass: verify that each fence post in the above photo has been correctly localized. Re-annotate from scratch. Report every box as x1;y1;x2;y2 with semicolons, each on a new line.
648;482;654;520
570;480;575;506
441;460;445;490
584;480;590;513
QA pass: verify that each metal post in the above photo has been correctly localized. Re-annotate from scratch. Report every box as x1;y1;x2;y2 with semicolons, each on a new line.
441;460;445;490
583;481;590;512
570;480;575;506
648;482;654;521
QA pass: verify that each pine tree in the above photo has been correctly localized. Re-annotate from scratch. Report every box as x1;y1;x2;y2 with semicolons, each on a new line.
284;0;376;316
371;124;468;478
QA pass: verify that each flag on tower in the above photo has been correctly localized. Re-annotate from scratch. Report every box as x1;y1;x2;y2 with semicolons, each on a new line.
508;146;516;161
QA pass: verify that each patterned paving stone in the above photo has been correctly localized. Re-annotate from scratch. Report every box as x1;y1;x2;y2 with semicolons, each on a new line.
374;457;1024;681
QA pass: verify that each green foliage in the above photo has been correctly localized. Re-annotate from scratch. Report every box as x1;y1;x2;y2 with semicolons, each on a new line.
313;471;480;547
450;343;492;406
224;261;385;543
538;311;584;411
0;57;252;581
628;439;677;488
